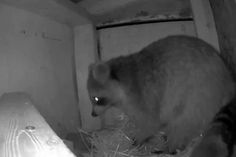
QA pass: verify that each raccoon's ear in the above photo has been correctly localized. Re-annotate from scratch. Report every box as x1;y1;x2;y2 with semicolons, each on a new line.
91;62;110;84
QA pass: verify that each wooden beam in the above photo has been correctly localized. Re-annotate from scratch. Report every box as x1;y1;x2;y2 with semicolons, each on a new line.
209;0;236;76
190;0;219;50
74;24;101;131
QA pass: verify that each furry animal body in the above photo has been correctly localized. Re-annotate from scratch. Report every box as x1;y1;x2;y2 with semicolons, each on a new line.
190;96;236;157
87;35;235;152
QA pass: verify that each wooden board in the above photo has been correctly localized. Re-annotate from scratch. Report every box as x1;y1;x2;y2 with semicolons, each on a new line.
190;0;219;51
0;92;76;157
99;21;196;61
209;0;236;77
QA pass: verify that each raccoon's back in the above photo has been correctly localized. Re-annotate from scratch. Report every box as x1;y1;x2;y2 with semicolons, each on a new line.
107;35;234;109
108;35;232;90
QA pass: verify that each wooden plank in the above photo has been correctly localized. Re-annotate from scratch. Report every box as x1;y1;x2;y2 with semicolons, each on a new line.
0;92;76;157
74;24;101;131
190;0;219;51
209;0;236;77
99;21;196;61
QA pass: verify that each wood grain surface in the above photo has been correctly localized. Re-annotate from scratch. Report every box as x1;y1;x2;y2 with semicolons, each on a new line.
0;92;76;157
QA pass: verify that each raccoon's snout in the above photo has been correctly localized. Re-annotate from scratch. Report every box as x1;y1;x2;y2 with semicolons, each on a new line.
91;111;98;117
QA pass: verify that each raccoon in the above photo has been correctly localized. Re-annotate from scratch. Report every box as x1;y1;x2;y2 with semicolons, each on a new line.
87;35;235;152
190;97;236;157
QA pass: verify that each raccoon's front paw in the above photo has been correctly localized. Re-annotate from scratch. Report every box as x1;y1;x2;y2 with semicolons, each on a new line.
166;138;186;154
132;136;154;147
132;135;170;154
132;129;153;145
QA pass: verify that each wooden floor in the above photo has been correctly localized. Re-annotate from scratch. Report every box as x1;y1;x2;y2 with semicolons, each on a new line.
0;92;76;157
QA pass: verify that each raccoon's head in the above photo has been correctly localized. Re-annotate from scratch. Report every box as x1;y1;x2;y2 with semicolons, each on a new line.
87;62;126;117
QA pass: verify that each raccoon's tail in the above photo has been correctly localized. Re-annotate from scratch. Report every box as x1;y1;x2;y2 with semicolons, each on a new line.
190;97;236;157
211;98;236;156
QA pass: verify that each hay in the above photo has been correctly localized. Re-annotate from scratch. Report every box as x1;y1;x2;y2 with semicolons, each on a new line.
77;114;199;157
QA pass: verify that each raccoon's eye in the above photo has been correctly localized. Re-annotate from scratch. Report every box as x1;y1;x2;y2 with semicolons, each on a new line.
93;97;107;106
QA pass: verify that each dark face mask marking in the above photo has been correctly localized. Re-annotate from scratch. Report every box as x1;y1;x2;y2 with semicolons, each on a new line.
93;96;108;106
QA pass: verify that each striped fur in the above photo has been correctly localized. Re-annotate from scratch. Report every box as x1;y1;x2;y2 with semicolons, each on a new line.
190;98;236;157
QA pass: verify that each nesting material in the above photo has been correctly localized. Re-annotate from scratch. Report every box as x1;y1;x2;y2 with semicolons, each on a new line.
78;114;199;157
